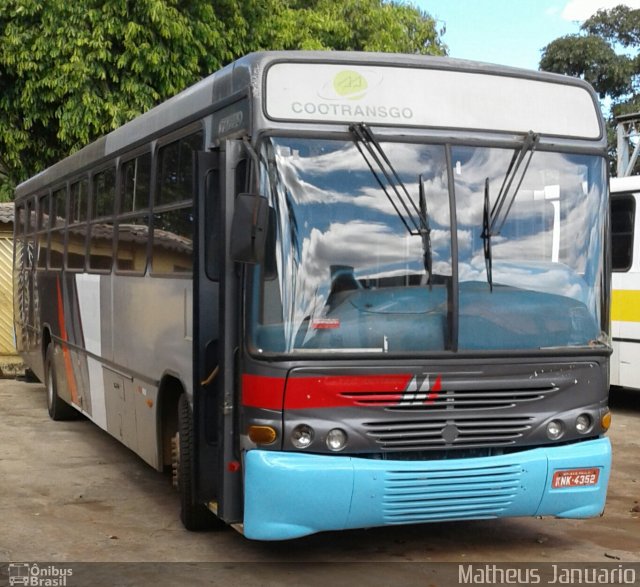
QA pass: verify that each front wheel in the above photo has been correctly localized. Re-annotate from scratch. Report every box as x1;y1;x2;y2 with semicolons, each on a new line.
45;344;77;421
172;393;223;531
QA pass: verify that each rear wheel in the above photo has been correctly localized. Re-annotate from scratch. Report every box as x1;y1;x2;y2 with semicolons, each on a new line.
172;393;223;531
45;344;77;421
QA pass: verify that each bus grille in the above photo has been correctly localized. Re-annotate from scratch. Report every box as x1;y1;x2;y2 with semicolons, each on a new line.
341;383;558;411
382;463;522;523
364;416;533;450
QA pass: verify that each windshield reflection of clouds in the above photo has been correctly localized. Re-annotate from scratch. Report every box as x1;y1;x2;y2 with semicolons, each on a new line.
256;137;606;353
266;139;452;351
454;147;605;308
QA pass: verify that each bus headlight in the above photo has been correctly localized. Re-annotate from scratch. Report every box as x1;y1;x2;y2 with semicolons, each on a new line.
291;424;314;449
575;414;592;434
546;419;564;440
326;428;348;451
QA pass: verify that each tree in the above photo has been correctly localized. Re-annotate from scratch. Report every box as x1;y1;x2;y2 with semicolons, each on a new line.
0;0;445;200
539;5;640;173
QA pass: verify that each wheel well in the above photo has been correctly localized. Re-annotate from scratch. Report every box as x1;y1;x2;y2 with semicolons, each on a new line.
42;328;52;361
158;375;185;471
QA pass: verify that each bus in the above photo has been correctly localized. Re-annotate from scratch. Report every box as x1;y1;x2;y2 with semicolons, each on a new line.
611;175;640;389
13;51;612;541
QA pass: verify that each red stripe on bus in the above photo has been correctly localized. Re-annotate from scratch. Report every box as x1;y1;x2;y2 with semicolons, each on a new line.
284;374;413;410
242;375;286;410
56;277;79;404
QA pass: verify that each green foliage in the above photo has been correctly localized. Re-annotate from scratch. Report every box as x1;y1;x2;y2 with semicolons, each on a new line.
540;34;635;99
0;0;445;198
540;5;640;174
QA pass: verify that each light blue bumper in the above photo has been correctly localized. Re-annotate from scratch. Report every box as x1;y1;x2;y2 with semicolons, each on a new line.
243;437;611;540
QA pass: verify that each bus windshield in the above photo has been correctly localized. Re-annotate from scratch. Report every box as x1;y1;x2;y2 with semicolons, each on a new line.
249;136;607;355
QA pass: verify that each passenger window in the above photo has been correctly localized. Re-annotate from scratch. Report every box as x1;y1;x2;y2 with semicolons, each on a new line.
88;167;115;272
92;168;116;219
69;179;89;223
612;195;635;272
117;153;151;274
121;153;151;214
67;180;89;271
151;132;201;275
36;194;50;270
14;204;27;270
152;207;193;274
49;188;66;269
51;187;66;228
157;133;201;206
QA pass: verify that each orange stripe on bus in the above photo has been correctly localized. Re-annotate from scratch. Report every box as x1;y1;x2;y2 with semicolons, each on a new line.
56;276;79;404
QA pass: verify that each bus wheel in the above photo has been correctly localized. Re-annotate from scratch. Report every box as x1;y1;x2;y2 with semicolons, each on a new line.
45;344;77;421
173;393;222;531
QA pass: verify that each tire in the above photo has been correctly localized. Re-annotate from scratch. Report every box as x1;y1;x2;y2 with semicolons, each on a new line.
45;344;78;421
174;393;223;531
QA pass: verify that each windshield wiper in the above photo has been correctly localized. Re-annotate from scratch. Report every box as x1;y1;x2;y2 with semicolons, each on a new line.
349;122;432;283
481;130;540;291
481;178;493;291
419;174;433;287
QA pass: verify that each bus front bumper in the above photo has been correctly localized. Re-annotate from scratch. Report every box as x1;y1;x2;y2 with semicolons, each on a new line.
243;437;611;541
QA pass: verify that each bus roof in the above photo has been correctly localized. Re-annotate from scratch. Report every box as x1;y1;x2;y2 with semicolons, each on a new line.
16;50;604;199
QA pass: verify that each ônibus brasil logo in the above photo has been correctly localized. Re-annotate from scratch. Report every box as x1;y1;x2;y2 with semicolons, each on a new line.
398;374;443;406
7;563;73;587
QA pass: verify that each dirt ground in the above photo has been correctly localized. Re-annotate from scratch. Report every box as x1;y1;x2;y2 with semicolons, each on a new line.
0;378;638;585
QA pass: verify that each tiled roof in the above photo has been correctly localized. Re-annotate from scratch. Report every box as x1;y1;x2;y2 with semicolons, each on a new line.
0;203;14;225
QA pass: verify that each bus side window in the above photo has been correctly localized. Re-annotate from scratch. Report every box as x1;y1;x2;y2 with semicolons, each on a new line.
67;178;89;271
49;187;66;270
14;203;26;270
151;133;201;276
88;167;115;272
36;193;50;270
116;153;151;274
611;195;635;272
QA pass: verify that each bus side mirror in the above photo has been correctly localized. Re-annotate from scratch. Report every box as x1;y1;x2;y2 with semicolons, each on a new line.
230;193;269;264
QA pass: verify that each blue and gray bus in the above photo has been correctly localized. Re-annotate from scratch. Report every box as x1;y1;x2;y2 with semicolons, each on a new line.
14;51;612;540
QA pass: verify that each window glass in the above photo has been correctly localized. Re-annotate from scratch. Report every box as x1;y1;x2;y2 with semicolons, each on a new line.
49;228;64;269
67;225;87;270
51;188;66;228
157;133;201;206
88;221;114;271
611;194;635;272
37;194;50;231
69;179;89;224
116;215;149;273
151;206;193;274
452;146;606;350
251;137;452;354
151;132;200;275
36;194;49;270
122;153;151;213
92;168;116;219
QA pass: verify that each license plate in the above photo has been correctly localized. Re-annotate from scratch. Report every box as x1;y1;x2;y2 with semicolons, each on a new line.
552;468;600;488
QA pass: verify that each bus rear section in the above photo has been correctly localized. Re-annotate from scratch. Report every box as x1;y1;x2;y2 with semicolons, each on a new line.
610;175;640;389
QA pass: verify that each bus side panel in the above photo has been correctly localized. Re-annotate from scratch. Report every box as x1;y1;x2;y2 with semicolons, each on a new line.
611;272;640;389
111;274;193;399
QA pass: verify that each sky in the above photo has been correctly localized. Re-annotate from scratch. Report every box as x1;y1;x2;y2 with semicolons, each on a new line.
405;0;640;71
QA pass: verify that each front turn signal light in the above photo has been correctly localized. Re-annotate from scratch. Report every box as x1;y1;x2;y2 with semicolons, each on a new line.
248;425;278;445
601;410;612;432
